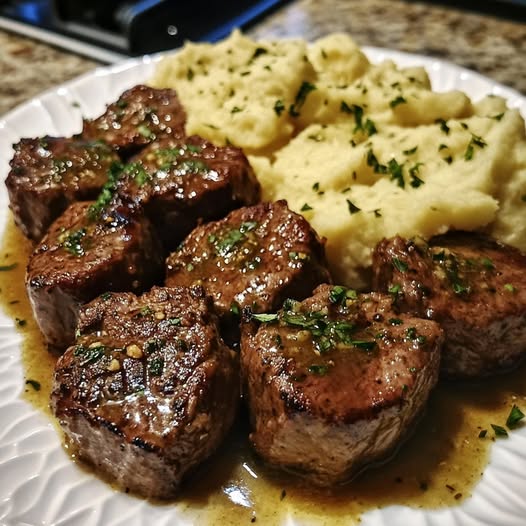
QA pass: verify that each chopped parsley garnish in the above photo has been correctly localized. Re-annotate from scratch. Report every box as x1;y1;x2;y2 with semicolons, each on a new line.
308;364;330;376
62;228;88;257
251;47;268;59
145;339;165;353
328;285;357;304
409;173;424;188
289;81;316;117
343;103;377;136
436;118;450;134
388;283;401;295
186;68;194;81
212;221;258;257
88;161;123;220
139;306;152;317
289;251;309;262
251;313;279;323
177;159;209;173
346;199;361;214
149;358;164;376
491;424;508;438
340;101;353;114
246;256;261;271
478;429;487;438
409;162;425;188
74;344;106;366
230;302;241;316
389;318;403;325
137;124;153;139
350;340;377;351
480;257;494;270
25;379;41;391
403;146;418;155
392;257;409;272
453;282;471;295
274;99;285;116
156;146;208;172
504;283;517;293
231;106;243;113
406;327;417;339
388;158;405;188
390;96;407;108
15;318;26;327
127;162;150;186
277;302;375;355
367;150;388;174
0;263;18;271
464;133;487;161
366;150;407;188
301;203;313;212
506;404;525;428
434;251;471;295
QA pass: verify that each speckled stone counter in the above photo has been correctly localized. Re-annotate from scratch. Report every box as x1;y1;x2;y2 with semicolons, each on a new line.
0;0;525;116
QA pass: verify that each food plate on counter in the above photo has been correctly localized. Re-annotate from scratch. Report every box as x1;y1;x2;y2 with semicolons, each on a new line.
0;43;525;526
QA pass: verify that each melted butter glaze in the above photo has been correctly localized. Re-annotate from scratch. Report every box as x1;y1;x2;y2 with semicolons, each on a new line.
2;216;526;523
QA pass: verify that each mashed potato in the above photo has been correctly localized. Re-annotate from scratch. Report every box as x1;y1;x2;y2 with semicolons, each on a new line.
150;31;526;288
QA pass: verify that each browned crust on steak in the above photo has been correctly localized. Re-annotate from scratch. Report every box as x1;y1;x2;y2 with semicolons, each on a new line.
112;134;261;251
165;200;332;321
81;85;186;156
372;232;526;377
51;286;239;499
26;201;163;350
6;137;118;241
241;284;442;485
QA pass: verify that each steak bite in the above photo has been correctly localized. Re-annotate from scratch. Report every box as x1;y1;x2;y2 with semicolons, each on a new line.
26;201;163;351
114;134;261;251
372;232;526;378
51;286;239;499
241;284;442;486
81;85;186;156
166;200;331;336
5;137;118;241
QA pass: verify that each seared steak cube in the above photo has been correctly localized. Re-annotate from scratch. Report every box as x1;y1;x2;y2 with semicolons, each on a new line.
82;85;186;156
372;232;526;377
166;201;331;338
114;135;261;251
6;137;118;241
51;286;239;499
241;284;442;486
26;201;163;351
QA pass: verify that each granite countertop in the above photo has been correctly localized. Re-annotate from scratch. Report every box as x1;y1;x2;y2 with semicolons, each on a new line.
0;0;525;116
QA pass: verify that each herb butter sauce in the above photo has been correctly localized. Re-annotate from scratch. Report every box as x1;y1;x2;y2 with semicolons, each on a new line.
2;216;525;524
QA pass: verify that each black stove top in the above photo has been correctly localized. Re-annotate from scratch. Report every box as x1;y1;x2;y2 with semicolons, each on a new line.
0;0;285;62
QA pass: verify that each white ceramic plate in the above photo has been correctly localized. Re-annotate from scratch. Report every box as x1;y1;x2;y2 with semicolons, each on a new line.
0;48;525;526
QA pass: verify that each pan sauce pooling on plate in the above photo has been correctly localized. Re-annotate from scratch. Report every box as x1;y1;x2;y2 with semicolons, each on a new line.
150;31;526;288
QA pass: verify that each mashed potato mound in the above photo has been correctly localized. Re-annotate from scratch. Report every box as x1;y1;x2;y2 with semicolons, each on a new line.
151;31;526;288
